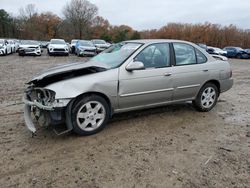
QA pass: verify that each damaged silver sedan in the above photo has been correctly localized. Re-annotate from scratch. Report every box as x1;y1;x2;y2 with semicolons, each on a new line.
24;39;233;136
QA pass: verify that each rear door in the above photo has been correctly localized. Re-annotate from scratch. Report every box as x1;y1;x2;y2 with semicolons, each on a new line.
171;43;209;100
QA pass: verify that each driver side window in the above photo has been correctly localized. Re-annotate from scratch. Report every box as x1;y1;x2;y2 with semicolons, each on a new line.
135;43;170;69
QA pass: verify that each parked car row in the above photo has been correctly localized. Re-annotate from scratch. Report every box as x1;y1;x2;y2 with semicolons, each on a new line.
47;38;111;57
197;43;250;59
0;38;111;57
2;38;250;59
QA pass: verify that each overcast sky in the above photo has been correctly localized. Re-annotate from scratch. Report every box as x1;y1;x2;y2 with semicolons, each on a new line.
1;0;250;30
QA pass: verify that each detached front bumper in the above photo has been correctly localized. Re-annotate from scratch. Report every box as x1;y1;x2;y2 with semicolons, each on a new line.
23;91;71;133
24;104;37;133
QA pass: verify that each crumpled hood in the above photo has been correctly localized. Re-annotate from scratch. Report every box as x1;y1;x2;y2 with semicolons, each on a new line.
28;61;110;86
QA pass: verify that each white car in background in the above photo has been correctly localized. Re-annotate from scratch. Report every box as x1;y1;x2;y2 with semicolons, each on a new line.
207;46;227;57
0;39;12;55
47;39;69;56
91;39;111;53
18;40;41;56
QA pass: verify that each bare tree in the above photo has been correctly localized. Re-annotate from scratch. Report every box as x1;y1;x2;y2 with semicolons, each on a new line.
63;0;98;39
19;4;37;20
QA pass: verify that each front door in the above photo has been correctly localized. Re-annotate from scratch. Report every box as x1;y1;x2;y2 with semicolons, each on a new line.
118;43;174;109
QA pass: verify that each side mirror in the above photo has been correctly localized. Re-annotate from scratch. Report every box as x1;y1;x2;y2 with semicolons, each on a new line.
126;61;145;71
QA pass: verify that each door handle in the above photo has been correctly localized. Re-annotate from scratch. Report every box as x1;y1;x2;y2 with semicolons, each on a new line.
203;70;209;72
164;72;172;76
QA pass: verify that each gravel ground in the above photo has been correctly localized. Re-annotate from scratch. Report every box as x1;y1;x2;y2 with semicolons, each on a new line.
0;52;249;188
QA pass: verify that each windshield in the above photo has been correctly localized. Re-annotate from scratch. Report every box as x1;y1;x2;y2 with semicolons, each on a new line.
51;40;65;44
20;40;39;45
89;42;142;69
79;41;94;47
92;40;106;44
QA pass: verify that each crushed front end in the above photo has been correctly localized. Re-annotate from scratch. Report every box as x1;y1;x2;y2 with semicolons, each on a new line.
23;86;71;134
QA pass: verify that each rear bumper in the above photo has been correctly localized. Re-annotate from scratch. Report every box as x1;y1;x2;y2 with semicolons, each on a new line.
220;78;233;93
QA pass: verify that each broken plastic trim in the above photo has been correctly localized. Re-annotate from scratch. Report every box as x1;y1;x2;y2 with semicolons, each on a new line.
24;104;37;133
23;97;72;134
23;96;71;110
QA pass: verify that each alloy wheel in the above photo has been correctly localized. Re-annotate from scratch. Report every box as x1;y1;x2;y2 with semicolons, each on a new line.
201;87;216;108
76;101;106;132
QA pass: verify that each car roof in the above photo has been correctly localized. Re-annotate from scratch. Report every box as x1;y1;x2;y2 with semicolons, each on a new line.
125;39;197;45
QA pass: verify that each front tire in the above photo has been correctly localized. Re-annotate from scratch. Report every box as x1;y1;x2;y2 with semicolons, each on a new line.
71;95;110;136
193;83;219;112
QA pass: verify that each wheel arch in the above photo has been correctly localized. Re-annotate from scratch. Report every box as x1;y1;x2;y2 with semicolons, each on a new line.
73;91;113;116
202;79;221;93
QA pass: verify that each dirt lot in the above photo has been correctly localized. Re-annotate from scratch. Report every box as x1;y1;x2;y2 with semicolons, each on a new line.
0;52;249;188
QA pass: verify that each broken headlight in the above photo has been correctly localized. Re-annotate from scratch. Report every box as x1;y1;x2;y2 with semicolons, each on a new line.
25;87;56;106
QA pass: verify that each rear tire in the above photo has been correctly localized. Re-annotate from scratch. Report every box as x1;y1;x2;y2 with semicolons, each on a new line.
192;83;219;112
71;95;110;136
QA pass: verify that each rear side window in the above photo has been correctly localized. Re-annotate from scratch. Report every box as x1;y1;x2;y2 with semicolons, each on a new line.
196;49;207;64
173;43;196;65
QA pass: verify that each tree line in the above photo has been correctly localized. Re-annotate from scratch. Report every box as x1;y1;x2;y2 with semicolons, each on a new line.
0;0;250;48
